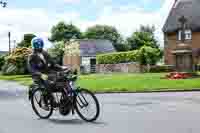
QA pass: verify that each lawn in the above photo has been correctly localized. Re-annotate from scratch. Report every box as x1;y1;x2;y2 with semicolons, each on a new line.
0;75;33;86
0;73;200;92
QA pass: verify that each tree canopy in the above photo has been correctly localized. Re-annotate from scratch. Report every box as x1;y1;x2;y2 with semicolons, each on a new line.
84;25;127;51
49;21;82;42
17;34;36;48
48;41;65;65
137;46;162;65
127;25;159;50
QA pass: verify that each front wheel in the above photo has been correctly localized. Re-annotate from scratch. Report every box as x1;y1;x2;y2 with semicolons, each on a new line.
31;88;54;119
75;89;100;122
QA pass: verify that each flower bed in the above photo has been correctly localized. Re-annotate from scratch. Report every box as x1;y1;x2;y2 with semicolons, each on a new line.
165;72;194;80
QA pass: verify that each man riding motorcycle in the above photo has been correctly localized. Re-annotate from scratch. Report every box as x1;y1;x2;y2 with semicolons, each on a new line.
27;37;100;120
27;37;67;109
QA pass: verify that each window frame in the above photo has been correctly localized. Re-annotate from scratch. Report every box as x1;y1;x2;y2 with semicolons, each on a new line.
178;29;192;41
178;30;182;41
185;29;192;40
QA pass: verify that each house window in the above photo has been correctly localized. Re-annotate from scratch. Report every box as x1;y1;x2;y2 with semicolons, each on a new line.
178;30;182;41
185;30;192;40
178;30;192;41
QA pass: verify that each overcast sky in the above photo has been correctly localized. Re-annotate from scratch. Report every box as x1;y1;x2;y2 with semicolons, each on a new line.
0;0;174;51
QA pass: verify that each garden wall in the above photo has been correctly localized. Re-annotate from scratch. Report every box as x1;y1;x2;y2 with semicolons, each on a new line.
96;62;141;73
96;63;175;73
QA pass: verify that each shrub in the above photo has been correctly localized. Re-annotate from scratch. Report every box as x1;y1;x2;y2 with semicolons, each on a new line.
137;46;162;65
149;65;175;73
97;51;138;64
0;55;6;70
2;47;32;75
196;64;200;71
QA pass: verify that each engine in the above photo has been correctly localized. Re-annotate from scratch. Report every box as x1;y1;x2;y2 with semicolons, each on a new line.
59;95;72;116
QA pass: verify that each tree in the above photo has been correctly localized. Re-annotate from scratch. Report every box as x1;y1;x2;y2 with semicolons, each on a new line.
49;21;82;42
140;25;155;34
136;46;163;72
115;36;130;51
17;34;36;48
0;1;7;8
48;41;65;65
84;25;128;51
127;25;159;50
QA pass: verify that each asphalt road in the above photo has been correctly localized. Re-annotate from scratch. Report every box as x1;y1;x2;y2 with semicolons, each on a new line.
1;80;200;133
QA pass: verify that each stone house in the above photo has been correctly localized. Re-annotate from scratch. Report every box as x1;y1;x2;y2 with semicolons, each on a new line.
63;39;115;73
163;0;200;72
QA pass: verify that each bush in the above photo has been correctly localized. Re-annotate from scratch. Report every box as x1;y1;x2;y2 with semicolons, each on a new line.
196;64;200;71
0;55;6;70
97;51;138;64
2;63;18;75
137;46;162;65
149;65;175;73
2;47;32;75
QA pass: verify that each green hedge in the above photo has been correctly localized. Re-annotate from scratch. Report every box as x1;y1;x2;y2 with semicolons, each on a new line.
97;51;138;64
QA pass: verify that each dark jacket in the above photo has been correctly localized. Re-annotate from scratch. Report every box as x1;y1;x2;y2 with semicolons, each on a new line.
27;50;62;77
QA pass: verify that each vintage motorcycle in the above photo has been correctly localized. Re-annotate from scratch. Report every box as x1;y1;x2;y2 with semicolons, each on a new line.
28;69;100;122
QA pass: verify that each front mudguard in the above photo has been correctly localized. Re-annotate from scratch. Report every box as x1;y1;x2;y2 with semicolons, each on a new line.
28;84;36;101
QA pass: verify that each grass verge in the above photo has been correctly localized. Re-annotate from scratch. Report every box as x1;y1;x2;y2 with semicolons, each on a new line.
0;73;200;92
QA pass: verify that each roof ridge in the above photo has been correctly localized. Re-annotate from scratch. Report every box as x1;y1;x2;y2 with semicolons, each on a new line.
162;0;177;32
70;39;110;42
163;0;199;33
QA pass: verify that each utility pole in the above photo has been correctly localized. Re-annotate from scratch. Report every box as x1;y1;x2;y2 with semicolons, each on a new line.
8;31;11;54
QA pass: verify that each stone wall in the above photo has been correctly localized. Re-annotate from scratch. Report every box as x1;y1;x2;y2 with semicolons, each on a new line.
96;62;141;73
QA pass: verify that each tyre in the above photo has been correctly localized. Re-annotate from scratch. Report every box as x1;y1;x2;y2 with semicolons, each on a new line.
75;89;100;122
31;88;54;119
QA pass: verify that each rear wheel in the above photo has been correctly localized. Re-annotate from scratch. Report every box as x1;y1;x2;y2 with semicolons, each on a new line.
31;88;53;119
75;89;100;122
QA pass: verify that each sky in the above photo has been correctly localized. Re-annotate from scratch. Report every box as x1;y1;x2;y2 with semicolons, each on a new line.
0;0;174;51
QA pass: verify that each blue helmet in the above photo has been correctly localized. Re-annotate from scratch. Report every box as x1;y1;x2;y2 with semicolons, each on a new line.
31;37;44;49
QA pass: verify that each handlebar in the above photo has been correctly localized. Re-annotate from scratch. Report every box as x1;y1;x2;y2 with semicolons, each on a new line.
56;68;77;76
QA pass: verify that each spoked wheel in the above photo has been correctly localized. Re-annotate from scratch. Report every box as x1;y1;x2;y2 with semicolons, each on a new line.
31;88;54;119
75;89;100;122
